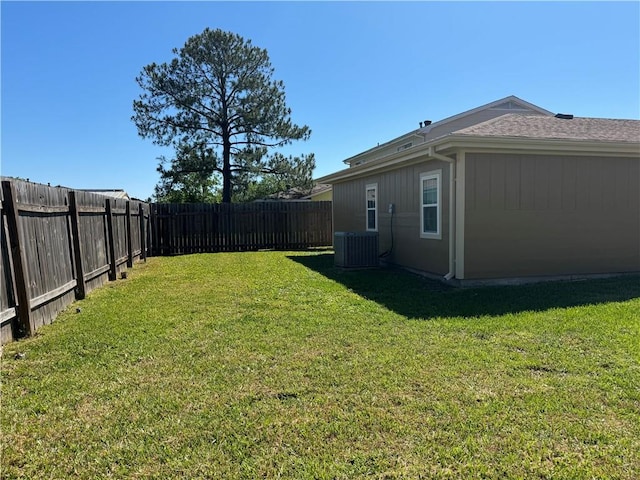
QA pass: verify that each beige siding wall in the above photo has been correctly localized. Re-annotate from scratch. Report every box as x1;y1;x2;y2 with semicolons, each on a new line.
464;153;640;279
333;157;451;275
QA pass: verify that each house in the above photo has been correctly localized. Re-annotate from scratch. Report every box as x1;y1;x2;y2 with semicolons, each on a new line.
79;189;130;200
317;96;640;284
307;184;332;202
262;183;332;201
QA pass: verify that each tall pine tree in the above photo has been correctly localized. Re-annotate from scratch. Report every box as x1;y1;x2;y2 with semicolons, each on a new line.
133;28;314;203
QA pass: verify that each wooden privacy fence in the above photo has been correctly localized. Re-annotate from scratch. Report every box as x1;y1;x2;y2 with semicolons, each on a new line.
1;179;151;344
152;201;332;256
1;181;332;344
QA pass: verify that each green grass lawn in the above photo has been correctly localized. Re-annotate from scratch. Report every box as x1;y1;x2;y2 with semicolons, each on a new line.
1;251;639;479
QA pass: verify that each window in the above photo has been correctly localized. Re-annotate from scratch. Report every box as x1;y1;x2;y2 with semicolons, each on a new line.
420;171;441;239
366;183;377;231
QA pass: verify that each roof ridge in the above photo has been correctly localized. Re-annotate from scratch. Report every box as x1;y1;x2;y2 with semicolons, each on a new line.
417;96;553;134
342;96;553;164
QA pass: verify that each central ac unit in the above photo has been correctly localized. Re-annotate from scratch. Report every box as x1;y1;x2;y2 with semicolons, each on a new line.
334;232;379;268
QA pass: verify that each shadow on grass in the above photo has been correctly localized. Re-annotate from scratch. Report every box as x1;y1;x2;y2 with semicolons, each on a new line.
288;253;640;319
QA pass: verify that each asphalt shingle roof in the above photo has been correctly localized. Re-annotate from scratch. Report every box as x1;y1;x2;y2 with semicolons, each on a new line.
453;114;640;143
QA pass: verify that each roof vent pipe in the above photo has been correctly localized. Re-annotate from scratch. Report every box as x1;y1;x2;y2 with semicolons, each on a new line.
419;122;423;128
555;113;574;120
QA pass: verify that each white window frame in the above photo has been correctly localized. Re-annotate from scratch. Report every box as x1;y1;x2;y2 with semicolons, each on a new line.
365;183;378;232
420;170;442;240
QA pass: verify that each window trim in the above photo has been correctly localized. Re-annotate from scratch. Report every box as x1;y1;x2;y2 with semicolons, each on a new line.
420;170;442;240
365;183;378;232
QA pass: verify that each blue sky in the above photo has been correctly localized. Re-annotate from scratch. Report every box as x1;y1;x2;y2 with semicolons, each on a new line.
2;1;639;200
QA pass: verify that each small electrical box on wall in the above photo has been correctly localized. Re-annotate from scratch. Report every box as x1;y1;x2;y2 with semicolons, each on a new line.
388;203;394;214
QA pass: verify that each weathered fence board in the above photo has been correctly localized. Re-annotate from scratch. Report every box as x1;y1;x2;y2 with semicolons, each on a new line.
151;201;332;256
0;179;151;344
18;182;77;334
74;190;113;295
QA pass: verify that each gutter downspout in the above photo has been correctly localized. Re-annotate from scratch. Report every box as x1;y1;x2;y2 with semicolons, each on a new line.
426;145;456;281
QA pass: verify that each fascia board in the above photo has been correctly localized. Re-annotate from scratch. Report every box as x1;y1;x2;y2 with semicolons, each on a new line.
435;136;640;157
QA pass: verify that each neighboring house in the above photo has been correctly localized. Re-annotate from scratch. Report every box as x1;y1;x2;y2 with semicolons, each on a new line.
318;95;640;284
78;189;131;200
308;184;333;202
262;184;332;201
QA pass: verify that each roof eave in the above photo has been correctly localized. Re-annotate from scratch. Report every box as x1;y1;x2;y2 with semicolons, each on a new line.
318;142;433;184
319;136;639;184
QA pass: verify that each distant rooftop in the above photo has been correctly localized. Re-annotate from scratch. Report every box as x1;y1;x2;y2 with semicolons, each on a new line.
263;183;332;201
79;189;130;200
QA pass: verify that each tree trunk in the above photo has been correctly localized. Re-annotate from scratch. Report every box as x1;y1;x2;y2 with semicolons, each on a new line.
222;139;232;203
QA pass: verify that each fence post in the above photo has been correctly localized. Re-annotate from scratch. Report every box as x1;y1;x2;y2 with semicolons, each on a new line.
68;191;86;300
1;180;34;337
146;206;152;258
139;203;147;262
126;201;133;268
1;199;20;341
106;198;117;281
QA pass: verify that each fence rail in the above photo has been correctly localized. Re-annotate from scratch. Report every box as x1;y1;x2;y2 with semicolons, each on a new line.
1;179;150;344
151;201;332;256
